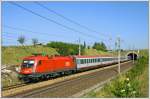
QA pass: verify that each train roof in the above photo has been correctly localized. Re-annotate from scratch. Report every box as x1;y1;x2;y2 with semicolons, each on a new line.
23;54;116;60
74;55;114;58
23;55;73;60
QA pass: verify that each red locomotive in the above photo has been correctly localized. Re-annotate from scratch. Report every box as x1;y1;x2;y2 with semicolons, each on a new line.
19;53;128;81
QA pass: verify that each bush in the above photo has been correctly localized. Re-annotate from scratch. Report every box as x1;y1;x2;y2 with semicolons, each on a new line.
46;41;84;56
111;77;140;97
111;56;148;97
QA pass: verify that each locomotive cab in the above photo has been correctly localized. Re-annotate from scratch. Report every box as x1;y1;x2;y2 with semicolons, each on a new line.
18;55;49;81
20;60;35;74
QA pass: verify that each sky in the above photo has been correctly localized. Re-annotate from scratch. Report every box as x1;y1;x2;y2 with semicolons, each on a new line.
2;1;149;50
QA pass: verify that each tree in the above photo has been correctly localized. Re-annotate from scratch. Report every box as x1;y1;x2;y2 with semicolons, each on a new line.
46;41;84;56
32;38;38;46
92;42;107;51
17;35;26;46
83;41;86;48
101;42;107;51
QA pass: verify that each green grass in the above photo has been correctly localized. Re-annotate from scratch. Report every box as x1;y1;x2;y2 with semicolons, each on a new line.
83;48;114;56
2;45;59;65
83;50;148;98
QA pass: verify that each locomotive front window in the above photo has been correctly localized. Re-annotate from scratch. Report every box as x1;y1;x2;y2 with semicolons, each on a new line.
22;60;35;68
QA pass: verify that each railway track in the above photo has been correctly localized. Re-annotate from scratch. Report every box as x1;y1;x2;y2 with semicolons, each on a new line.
4;61;133;98
1;61;124;91
2;83;27;91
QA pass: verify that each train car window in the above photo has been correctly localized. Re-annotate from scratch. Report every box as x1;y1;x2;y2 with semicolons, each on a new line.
77;59;80;64
82;59;84;64
107;58;109;61
77;59;79;64
97;58;99;62
104;58;106;61
79;59;82;64
81;59;84;64
102;58;105;61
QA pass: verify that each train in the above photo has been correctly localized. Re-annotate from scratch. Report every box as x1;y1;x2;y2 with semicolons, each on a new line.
18;54;128;81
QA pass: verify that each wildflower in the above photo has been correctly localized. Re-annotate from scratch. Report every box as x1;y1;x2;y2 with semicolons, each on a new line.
126;78;130;81
127;83;131;87
132;91;136;94
120;89;125;93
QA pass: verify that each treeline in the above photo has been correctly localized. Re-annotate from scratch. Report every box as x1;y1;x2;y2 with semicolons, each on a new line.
46;41;85;56
92;42;107;51
16;35;107;56
46;41;107;56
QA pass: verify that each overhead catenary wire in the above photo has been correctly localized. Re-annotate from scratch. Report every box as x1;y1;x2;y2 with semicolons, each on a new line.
34;2;111;39
10;2;102;41
4;25;107;45
3;25;70;38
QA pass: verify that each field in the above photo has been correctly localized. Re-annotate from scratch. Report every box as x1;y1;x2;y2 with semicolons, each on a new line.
83;49;149;98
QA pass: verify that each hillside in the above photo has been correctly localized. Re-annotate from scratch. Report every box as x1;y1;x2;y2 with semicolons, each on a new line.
83;48;114;56
2;46;59;65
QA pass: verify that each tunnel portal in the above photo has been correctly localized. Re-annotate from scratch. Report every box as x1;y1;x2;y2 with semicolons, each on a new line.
127;53;138;60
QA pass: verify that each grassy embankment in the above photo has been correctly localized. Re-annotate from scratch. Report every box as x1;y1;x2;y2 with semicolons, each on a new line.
2;46;59;65
1;46;59;87
83;48;114;56
2;46;113;65
83;49;148;98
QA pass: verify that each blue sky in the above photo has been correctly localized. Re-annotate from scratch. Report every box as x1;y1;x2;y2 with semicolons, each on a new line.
2;1;148;50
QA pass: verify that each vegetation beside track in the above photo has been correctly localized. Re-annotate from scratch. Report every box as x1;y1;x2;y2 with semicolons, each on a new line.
83;48;113;56
2;46;59;65
83;49;148;98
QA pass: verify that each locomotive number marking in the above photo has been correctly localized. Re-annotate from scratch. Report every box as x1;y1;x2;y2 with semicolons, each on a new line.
65;62;70;66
